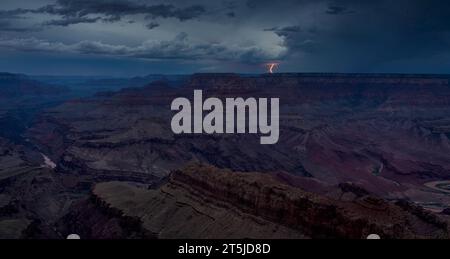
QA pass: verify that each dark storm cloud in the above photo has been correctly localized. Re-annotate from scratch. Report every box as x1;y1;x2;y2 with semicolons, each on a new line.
0;20;40;32
2;0;450;74
220;0;238;17
103;15;122;22
43;15;127;27
0;33;279;62
265;26;303;36
264;25;317;54
163;5;206;21
43;17;102;27
325;5;352;15
226;12;235;18
223;1;238;10
1;0;207;22
328;1;450;62
145;22;159;30
254;0;450;72
0;8;32;18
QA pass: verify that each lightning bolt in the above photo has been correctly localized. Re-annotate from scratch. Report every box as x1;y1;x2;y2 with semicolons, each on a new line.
266;63;279;73
269;63;276;73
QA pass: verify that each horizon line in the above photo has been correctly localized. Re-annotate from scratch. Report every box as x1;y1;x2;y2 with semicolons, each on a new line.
3;71;450;79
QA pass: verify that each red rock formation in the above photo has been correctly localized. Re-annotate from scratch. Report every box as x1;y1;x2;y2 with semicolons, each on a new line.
84;163;450;239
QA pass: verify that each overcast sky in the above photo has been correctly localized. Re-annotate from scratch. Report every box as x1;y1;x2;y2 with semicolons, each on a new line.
1;0;450;76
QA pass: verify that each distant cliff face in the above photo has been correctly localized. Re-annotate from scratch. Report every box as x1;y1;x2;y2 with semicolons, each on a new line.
187;73;450;107
65;163;449;239
0;73;66;98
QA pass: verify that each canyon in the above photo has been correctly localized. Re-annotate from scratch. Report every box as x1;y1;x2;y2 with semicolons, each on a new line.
1;72;450;238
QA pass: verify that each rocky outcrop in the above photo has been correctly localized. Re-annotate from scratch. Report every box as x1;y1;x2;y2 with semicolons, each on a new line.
85;163;450;239
57;195;156;239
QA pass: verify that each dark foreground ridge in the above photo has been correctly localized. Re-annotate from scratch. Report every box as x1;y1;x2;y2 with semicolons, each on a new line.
63;163;450;239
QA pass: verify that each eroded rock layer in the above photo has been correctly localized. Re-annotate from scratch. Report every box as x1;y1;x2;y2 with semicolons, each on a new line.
72;164;450;239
